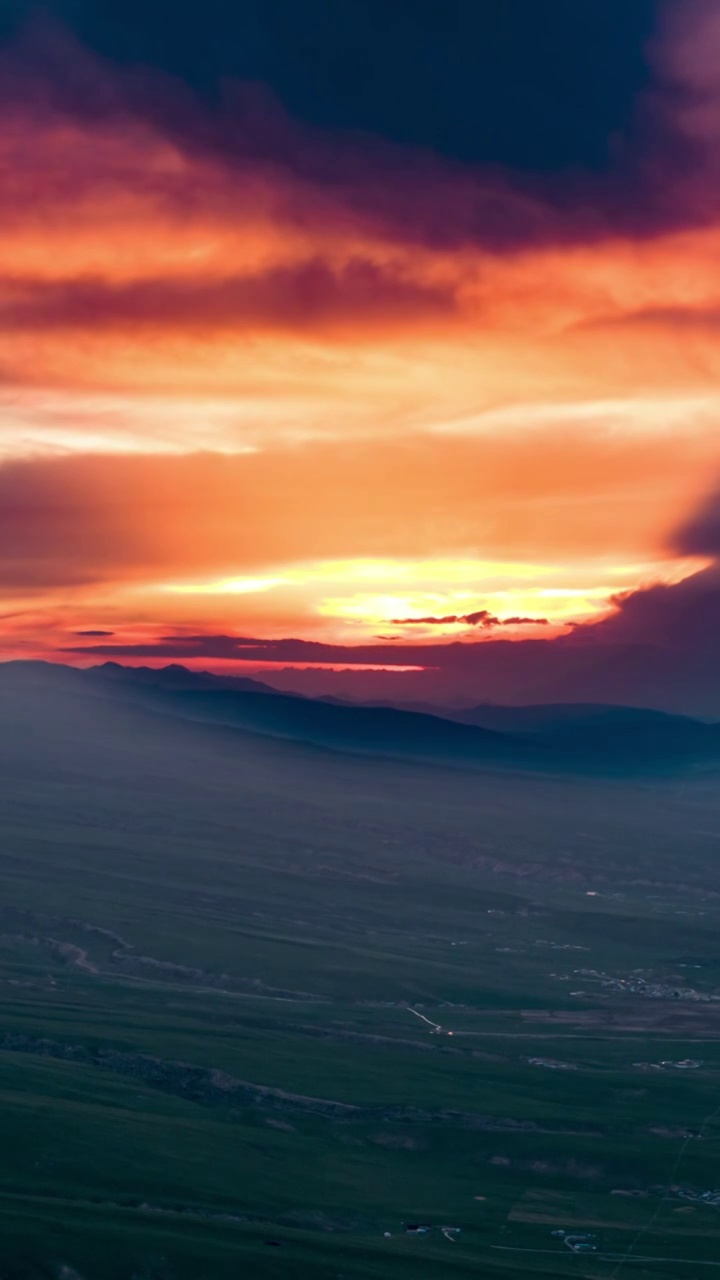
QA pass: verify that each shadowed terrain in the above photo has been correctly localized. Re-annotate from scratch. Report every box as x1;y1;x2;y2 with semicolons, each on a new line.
0;662;720;1276
78;661;720;776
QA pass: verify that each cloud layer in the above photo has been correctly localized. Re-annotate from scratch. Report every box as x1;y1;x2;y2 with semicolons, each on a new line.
1;5;720;698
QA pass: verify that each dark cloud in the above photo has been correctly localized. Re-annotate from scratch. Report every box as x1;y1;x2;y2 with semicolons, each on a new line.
673;487;720;557
577;482;720;654
2;7;720;254
582;565;720;653
391;613;466;626
0;263;457;335
59;633;539;667
465;611;497;627
0;23;585;253
390;610;548;628
74;629;114;636
0;1;655;172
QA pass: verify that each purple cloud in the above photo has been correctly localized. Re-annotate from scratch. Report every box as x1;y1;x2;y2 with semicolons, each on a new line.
5;7;720;257
0;262;457;336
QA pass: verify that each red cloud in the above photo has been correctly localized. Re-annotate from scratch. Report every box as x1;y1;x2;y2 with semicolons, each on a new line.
0;262;457;336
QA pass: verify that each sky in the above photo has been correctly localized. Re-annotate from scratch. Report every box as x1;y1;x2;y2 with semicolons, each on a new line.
3;0;720;701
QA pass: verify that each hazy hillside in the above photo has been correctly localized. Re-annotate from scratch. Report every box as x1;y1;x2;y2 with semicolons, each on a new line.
85;663;542;771
78;661;720;775
94;660;294;697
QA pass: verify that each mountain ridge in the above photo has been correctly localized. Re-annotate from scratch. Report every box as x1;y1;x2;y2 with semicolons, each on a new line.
2;659;719;776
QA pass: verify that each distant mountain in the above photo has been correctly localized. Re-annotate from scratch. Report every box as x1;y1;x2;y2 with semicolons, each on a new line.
436;700;710;733
86;662;720;775
87;664;540;771
435;701;720;763
451;702;704;730
89;661;293;698
320;696;720;752
3;661;720;775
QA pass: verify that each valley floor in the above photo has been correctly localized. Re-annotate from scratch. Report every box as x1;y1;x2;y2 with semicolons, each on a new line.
1;670;719;1277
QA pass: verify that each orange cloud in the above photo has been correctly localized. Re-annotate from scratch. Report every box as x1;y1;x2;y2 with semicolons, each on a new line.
0;433;712;586
2;13;720;667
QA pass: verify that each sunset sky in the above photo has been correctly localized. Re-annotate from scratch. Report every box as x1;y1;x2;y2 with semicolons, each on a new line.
3;0;720;695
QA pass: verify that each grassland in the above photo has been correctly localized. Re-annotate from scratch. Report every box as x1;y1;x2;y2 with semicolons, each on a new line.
1;666;720;1277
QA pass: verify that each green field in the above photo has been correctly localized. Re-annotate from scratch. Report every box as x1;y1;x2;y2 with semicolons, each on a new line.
1;667;720;1277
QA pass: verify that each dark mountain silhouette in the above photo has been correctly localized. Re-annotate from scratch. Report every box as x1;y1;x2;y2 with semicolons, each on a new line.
317;693;720;766
427;701;720;762
91;661;294;697
3;660;720;775
85;661;720;774
87;664;541;771
426;700;710;732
